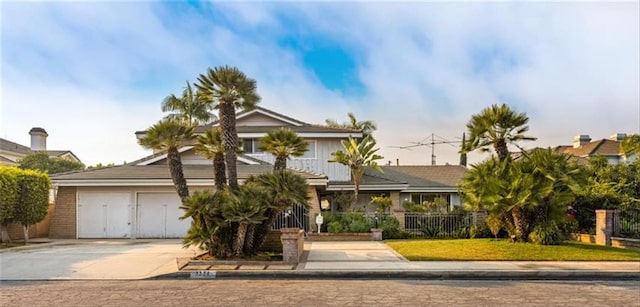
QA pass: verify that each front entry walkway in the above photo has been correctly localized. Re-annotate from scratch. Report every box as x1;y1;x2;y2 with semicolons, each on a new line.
302;241;410;270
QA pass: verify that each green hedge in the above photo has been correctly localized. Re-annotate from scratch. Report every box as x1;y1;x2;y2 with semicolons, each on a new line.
0;166;51;242
0;167;20;224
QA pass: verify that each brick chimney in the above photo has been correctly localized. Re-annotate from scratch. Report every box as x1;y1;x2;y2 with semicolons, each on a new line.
609;133;627;142
573;134;591;148
29;127;48;151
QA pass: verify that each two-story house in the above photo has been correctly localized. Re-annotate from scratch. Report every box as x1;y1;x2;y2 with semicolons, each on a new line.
0;127;81;166
49;106;466;239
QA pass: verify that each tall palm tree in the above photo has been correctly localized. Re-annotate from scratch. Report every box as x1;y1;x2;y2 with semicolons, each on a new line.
138;119;194;201
245;170;309;254
259;128;308;171
329;135;384;208
194;128;226;190
326;112;377;139
196;66;260;190
465;103;536;161
162;81;215;127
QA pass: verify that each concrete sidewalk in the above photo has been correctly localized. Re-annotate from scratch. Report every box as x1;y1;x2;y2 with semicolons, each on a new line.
300;241;640;273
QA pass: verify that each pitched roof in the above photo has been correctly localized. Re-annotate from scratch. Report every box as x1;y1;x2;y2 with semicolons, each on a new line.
235;106;310;126
135;106;362;136
379;165;468;188
51;164;326;186
557;139;622;157
328;165;467;191
0;138;31;155
0;155;18;165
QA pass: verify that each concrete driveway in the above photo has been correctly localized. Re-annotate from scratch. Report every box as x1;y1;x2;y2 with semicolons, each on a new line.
0;240;198;280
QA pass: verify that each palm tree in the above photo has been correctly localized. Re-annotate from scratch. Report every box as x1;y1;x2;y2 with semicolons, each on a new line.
138;119;194;201
524;148;584;225
329;135;383;208
223;183;268;257
621;134;640;159
246;170;310;254
162;81;215;126
465;103;536;161
194;128;227;190
259;128;308;171
180;190;232;257
196;66;260;190
326;112;377;139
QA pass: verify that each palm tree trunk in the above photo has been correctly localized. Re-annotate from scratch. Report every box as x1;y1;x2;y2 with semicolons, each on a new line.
495;140;509;161
167;147;189;201
235;222;248;257
353;181;360;209
219;102;239;190
511;207;526;242
249;208;277;254
243;224;255;255
213;153;226;190
274;157;286;171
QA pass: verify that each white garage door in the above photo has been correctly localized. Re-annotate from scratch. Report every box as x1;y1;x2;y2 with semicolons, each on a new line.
78;192;131;238
136;193;190;238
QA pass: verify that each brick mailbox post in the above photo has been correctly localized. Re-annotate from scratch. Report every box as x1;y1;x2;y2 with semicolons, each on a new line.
280;228;304;264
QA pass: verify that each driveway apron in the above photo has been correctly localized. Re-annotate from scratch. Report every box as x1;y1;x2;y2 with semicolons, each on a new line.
302;241;411;270
0;240;197;280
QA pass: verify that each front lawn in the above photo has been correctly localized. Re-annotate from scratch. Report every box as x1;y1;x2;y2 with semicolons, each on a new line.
385;239;640;261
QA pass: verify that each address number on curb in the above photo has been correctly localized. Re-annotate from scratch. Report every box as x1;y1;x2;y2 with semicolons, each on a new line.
190;271;216;279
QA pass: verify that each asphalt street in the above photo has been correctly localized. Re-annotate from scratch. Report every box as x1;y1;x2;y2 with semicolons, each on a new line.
1;279;639;306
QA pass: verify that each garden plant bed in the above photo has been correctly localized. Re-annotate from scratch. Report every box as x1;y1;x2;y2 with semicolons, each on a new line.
385;238;640;261
178;252;295;271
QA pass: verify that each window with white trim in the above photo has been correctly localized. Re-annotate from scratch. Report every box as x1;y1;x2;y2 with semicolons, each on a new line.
300;140;316;159
242;139;264;154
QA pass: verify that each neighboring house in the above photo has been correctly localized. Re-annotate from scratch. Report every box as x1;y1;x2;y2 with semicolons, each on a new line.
49;106;467;239
0;127;81;166
554;133;633;165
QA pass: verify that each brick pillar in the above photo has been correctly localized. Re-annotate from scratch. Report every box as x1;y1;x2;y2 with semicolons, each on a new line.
370;228;383;241
595;209;614;246
393;211;406;231
280;228;304;264
306;187;320;232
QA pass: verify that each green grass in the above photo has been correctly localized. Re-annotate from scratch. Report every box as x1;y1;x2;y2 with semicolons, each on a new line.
385;239;640;261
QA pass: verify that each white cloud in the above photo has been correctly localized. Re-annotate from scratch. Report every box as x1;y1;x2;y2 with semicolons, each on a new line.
1;1;638;167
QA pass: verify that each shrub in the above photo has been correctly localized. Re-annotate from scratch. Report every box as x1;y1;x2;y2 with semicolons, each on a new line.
454;225;470;239
421;225;441;238
485;215;503;239
348;220;372;233
469;224;491;239
529;222;562;245
380;216;403;239
327;221;344;233
402;200;426;212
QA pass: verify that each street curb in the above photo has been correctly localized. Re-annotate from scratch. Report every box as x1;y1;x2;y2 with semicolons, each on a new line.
148;270;640;281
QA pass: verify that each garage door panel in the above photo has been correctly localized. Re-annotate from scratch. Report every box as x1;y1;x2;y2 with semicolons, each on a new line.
78;192;131;238
137;193;190;238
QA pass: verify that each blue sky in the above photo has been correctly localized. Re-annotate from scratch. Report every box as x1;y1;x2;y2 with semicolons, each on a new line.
1;1;639;166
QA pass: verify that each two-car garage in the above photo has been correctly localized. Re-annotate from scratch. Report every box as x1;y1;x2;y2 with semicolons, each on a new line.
77;191;190;239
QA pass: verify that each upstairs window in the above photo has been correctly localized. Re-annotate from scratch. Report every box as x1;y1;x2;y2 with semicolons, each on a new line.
299;140;316;159
242;139;263;154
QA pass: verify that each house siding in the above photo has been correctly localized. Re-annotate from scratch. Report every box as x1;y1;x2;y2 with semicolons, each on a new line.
238;113;291;126
49;186;77;239
247;139;350;181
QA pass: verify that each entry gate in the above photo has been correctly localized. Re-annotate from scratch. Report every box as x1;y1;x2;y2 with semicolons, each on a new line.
272;204;309;233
